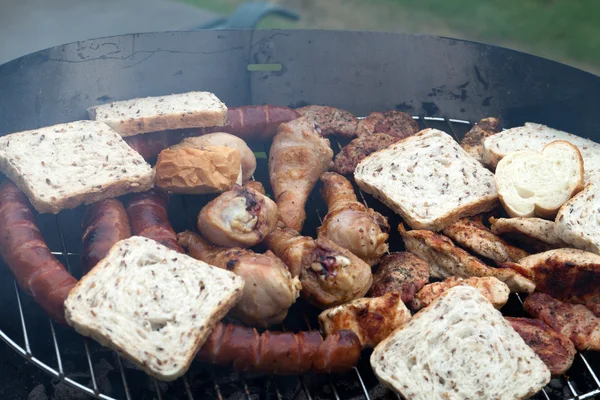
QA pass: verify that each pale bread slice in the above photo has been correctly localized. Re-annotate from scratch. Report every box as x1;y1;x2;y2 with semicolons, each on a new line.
555;183;600;254
483;122;600;182
354;128;498;231
371;285;550;400
0;120;154;214
494;140;584;218
88;91;227;137
64;236;244;381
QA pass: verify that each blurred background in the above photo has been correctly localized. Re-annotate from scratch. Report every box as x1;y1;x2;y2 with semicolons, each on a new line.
0;0;599;75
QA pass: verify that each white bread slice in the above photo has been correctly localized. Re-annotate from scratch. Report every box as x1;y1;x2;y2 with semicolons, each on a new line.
494;140;584;218
0;121;154;214
64;236;244;381
483;122;600;182
371;285;551;400
88;91;227;137
354;128;498;231
555;183;600;254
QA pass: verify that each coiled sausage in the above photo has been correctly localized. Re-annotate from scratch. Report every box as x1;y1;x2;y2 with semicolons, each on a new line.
0;181;77;324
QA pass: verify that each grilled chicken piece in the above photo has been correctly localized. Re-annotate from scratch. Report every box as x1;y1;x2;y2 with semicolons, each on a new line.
178;230;301;328
265;228;372;309
524;293;600;351
367;252;430;303
197;183;278;248
355;110;419;138
505;317;576;376
244;180;266;195
269;117;334;232
318;292;411;348
296;105;358;138
489;217;568;253
410;276;509;310
398;223;535;293
317;172;389;266
333;133;399;175
442;217;529;264
460;117;501;163
505;248;600;306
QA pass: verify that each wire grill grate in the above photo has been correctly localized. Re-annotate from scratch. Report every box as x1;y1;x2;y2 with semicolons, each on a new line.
0;116;598;400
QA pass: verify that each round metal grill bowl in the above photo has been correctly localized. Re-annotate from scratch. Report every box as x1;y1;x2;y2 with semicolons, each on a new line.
0;30;599;400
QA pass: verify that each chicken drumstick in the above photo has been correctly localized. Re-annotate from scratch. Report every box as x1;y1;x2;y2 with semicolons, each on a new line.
265;228;372;309
318;172;389;266
197;183;278;248
269;117;333;232
178;230;300;328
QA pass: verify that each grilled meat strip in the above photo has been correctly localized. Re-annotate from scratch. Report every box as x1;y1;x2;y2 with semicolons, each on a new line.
399;223;535;293
296;105;358;138
505;248;600;307
367;252;430;303
333;133;399;175
442;217;529;264
460;117;501;163
410;276;509;311
489;217;568;253
524;293;600;351
355;110;419;138
318;292;411;348
506;317;576;376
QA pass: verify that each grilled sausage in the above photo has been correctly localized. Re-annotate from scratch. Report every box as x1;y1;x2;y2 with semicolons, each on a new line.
218;105;300;141
197;322;361;374
125;105;300;160
81;199;131;275
0;181;77;324
125;189;184;253
124;131;186;161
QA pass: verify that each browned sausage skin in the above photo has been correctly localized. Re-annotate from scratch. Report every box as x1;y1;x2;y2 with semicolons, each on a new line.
0;181;77;324
81;198;131;275
197;322;361;374
125;188;184;253
125;105;300;160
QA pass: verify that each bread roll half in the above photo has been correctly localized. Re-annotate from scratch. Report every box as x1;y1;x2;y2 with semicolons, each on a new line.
494;140;584;218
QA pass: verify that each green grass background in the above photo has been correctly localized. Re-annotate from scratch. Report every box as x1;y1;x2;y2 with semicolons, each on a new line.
182;0;600;74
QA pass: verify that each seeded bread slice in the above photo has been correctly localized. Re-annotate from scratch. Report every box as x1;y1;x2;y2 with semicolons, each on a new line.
483;123;600;182
555;184;600;254
65;236;244;381
354;129;498;231
88;91;227;137
0;121;154;214
371;285;551;400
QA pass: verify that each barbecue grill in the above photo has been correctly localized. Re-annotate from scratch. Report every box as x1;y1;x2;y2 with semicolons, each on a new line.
0;29;600;400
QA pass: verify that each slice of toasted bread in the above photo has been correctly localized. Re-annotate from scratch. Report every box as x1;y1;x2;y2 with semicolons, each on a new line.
555;183;600;255
0;120;154;214
64;236;244;381
88;91;227;137
371;285;551;400
354;129;498;231
494;140;584;218
483;122;600;182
